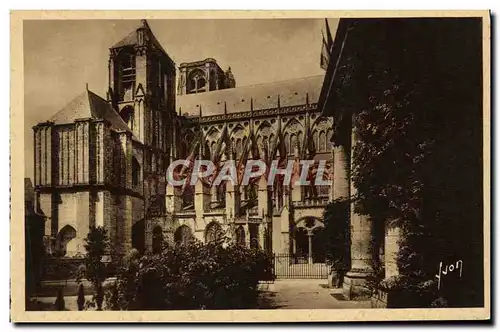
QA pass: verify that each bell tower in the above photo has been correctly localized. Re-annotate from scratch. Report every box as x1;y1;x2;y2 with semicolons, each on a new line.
108;19;176;152
177;58;236;95
108;20;178;224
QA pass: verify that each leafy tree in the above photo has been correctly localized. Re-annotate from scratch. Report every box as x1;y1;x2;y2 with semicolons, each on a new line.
83;226;110;310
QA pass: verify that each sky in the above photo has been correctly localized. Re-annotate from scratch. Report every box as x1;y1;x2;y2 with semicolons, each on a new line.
23;18;338;180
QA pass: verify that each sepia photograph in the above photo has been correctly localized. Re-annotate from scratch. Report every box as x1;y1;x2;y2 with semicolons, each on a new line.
11;10;490;322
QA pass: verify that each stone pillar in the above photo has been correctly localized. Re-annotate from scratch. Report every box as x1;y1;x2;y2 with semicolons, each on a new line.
257;176;268;217
225;182;239;220
333;144;350;200
211;185;218;203
165;184;182;213
344;113;373;297
118;131;133;253
384;223;402;278
194;179;210;220
290;184;302;202
258;223;266;250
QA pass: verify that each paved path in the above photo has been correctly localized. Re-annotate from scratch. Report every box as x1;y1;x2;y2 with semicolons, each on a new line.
257;279;372;309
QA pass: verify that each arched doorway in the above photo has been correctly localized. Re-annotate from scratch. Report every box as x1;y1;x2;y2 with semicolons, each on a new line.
248;224;259;249
152;226;163;254
292;217;325;264
132;220;145;254
293;228;309;263
174;225;193;246
311;227;326;263
205;222;224;244
57;225;77;257
235;225;246;247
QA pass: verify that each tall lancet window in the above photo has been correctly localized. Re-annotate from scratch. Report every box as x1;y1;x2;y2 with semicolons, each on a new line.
118;52;136;101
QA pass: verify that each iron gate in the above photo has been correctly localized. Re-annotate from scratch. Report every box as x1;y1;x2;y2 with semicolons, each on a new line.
273;253;330;279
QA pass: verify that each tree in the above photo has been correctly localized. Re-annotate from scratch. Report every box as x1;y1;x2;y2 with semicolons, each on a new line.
83;226;110;310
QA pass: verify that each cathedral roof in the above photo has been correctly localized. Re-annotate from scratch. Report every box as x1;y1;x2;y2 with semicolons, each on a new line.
177;75;325;117
49;88;136;138
111;30;137;49
110;20;173;65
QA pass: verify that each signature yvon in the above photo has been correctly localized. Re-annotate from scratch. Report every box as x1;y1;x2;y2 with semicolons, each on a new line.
436;260;463;290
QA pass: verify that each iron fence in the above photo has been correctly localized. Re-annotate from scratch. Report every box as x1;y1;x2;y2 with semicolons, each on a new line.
272;253;330;279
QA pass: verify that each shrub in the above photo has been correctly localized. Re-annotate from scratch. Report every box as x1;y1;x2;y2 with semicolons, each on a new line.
107;241;274;310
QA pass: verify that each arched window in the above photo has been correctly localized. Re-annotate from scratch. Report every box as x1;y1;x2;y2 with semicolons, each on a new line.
248;224;259;249
187;78;196;92
174;225;193;246
57;225;77;257
297;131;303;151
132;157;140;187
211;141;217;156
120;106;135;131
182;186;194;210
319;131;326;152
235;225;246;247
187;69;206;94
313;130;319;151
284;133;290;154
205;222;224;244
197;78;206;91
236;139;242;158
292;217;326;264
209;70;217;90
326;129;333;150
132;220;145;253
290;134;297;154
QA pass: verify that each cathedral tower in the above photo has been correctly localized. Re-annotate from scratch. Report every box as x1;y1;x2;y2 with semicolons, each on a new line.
177;58;236;95
107;20;178;250
108;19;176;152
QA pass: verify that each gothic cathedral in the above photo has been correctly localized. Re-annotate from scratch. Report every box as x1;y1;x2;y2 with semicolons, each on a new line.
33;20;334;262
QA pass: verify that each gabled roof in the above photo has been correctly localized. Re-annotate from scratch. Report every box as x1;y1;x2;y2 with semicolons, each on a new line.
111;30;137;49
49;88;138;140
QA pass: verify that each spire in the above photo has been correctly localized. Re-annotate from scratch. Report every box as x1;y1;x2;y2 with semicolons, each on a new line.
140;19;150;30
224;101;227;115
306;92;309;106
86;83;89;91
277;94;281;109
225;66;236;88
